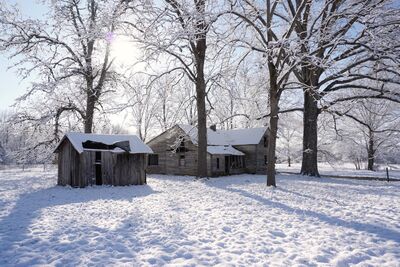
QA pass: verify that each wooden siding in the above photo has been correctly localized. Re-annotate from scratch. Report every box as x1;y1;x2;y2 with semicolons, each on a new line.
233;144;257;174
254;134;268;174
57;139;147;187
209;155;246;176
58;139;82;187
209;155;225;176
232;133;267;175
147;126;199;176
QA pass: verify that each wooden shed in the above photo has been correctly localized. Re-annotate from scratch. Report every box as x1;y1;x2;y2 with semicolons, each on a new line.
54;133;153;187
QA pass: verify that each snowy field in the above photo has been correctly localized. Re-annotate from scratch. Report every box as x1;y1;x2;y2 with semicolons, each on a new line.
277;162;400;179
1;167;400;266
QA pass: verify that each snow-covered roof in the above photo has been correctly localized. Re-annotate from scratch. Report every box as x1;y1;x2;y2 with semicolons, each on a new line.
207;145;245;156
54;132;153;154
177;124;267;146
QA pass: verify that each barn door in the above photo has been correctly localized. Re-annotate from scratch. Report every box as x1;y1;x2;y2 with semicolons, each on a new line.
95;151;102;185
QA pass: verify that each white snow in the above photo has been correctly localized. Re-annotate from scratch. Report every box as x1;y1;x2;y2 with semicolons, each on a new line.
277;162;400;179
207;145;245;156
54;132;153;154
178;124;267;146
1;166;400;266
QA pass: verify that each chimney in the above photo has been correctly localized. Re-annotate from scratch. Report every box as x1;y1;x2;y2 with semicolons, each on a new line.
209;124;217;131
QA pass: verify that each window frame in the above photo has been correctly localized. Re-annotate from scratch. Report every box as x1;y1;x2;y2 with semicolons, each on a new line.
148;154;159;166
179;155;185;167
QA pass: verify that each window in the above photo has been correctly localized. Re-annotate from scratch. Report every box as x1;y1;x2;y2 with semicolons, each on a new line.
264;136;268;147
148;154;159;166
264;155;267;165
216;158;220;169
176;136;186;152
179;155;185;166
180;141;185;149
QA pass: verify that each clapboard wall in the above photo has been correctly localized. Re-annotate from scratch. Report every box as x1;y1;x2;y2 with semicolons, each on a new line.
57;139;146;187
147;126;199;176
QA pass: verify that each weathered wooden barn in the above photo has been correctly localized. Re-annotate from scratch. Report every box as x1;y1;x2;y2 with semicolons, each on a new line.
146;124;268;177
54;133;153;187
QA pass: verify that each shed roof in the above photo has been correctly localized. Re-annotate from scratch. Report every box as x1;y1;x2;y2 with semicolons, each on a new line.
54;132;153;154
178;124;267;146
207;145;245;156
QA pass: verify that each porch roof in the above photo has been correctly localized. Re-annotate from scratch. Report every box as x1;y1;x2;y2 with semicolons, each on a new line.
207;145;245;156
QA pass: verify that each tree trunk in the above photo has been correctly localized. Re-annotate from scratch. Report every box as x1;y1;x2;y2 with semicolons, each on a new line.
367;130;374;171
266;64;279;187
195;21;208;178
84;93;96;133
196;85;207;177
300;89;320;176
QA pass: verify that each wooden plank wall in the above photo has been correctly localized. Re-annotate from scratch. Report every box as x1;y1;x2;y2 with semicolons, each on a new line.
57;139;146;187
81;151;95;186
147;126;201;176
57;139;83;187
232;132;268;175
98;152;146;186
113;153;145;185
254;133;268;174
209;155;226;176
233;144;257;174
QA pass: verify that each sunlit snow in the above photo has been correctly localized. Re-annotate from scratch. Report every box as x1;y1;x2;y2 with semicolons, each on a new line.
0;166;399;266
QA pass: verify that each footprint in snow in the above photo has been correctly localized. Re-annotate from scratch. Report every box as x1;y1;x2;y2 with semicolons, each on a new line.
268;230;286;238
222;226;232;232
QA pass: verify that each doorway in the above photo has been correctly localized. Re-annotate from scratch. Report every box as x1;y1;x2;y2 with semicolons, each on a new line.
95;151;102;185
225;156;230;175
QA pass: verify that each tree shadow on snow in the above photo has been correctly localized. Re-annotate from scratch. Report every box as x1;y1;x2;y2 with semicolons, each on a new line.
0;182;159;265
205;179;400;243
277;173;400;199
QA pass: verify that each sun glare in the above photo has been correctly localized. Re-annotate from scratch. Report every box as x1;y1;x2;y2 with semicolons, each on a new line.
110;36;139;67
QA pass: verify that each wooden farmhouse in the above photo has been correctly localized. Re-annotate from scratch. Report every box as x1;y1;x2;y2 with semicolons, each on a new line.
147;124;268;176
54;133;153;187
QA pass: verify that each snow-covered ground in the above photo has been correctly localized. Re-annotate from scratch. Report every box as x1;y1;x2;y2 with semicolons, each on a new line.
277;162;400;179
1;166;400;266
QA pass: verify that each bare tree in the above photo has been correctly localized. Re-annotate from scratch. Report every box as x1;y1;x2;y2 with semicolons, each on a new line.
228;0;310;186
126;0;227;177
122;74;158;141
285;0;400;176
277;112;303;167
0;0;129;133
334;99;400;171
209;55;269;130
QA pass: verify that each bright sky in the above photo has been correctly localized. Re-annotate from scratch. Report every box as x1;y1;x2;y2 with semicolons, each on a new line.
0;1;47;112
0;1;140;112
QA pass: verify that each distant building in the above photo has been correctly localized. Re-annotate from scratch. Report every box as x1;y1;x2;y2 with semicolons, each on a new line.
54;133;153;187
147;124;268;176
